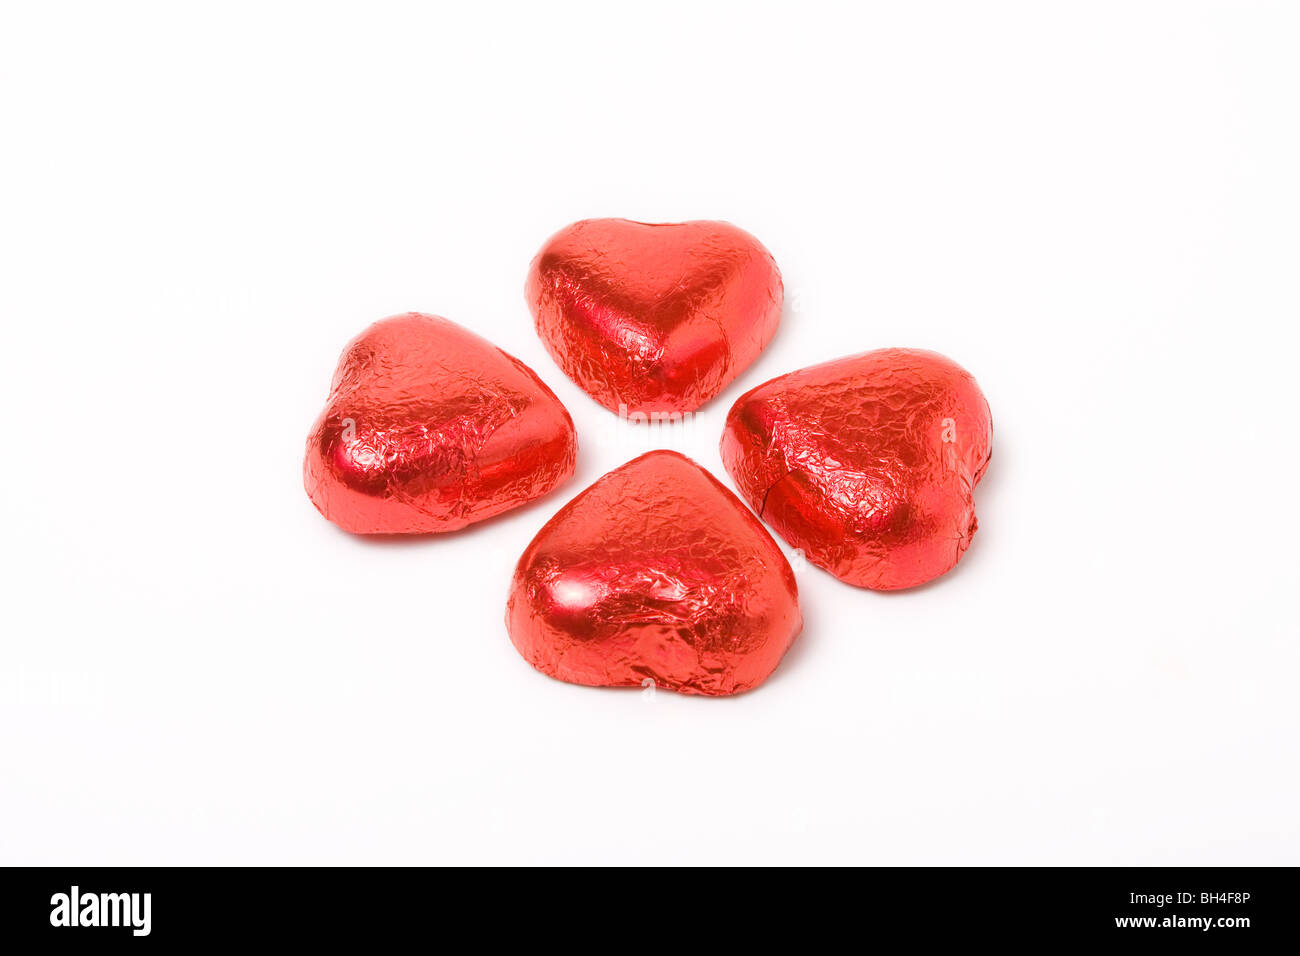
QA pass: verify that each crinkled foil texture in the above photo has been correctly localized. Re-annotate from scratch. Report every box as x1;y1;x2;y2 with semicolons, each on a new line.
721;349;992;590
525;218;783;415
506;451;802;696
304;313;576;534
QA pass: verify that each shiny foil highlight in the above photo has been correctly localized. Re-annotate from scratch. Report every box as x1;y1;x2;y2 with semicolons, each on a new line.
506;450;802;695
304;313;577;534
721;349;992;590
525;218;783;415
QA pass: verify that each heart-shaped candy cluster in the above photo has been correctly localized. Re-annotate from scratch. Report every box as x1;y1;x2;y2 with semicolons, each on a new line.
304;221;993;696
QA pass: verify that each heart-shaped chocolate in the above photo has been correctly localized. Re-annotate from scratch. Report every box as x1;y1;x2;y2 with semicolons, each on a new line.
506;450;802;695
721;349;992;590
304;313;577;534
525;218;783;415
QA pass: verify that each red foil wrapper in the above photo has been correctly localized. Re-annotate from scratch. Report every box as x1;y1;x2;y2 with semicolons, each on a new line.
506;450;802;695
304;313;577;534
721;349;992;590
525;218;783;415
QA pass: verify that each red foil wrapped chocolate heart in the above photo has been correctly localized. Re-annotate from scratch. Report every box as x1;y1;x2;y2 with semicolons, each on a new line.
506;450;802;695
721;349;992;590
525;218;783;415
304;313;577;534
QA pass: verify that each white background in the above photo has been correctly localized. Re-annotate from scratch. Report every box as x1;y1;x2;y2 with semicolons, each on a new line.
2;1;1297;865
